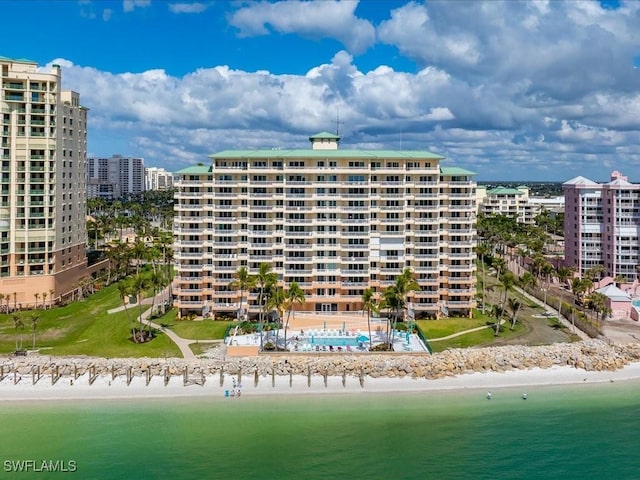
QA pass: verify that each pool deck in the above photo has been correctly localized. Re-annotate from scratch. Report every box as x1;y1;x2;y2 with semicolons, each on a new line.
225;311;428;355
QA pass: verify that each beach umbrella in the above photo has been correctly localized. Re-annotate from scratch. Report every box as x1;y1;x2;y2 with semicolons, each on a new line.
357;335;369;342
406;332;410;343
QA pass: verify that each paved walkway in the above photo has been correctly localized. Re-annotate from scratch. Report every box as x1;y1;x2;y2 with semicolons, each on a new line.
513;286;591;341
428;320;505;342
108;290;198;360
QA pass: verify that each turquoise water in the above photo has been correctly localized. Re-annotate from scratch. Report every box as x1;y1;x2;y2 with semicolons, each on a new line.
2;382;640;479
632;299;640;307
307;336;361;347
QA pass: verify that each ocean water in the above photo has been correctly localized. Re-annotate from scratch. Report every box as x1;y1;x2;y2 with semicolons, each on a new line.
2;382;640;479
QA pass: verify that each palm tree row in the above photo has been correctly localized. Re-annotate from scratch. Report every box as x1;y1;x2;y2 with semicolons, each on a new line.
227;264;421;351
116;268;170;343
228;263;306;351
86;190;175;250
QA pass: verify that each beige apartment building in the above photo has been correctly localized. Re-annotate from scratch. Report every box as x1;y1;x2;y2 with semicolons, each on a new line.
476;185;565;224
173;133;476;320
0;57;88;308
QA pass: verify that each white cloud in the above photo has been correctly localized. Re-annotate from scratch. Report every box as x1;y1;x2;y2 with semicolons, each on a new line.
425;107;454;121
123;0;151;13
229;0;375;54
168;2;209;14
48;1;640;181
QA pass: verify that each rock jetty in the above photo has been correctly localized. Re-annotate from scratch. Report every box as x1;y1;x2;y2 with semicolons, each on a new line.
2;340;640;383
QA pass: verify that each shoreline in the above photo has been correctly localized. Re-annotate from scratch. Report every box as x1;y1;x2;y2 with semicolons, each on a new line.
2;359;640;403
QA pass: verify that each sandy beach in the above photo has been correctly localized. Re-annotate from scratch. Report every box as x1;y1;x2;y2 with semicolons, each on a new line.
2;361;640;402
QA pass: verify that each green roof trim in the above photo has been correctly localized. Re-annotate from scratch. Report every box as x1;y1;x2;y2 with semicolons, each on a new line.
0;55;37;64
210;149;444;160
487;187;524;195
309;131;340;140
440;166;476;176
176;165;212;174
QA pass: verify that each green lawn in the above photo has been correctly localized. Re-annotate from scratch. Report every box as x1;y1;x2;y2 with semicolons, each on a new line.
417;316;490;339
0;283;180;358
428;328;497;352
426;322;526;352
153;309;234;340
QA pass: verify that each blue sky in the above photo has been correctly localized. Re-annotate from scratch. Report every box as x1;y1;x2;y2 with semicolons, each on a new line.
2;0;640;181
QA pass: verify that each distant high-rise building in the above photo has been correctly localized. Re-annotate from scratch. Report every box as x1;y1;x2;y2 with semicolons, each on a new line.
173;132;477;319
563;171;640;280
0;57;88;306
87;155;144;199
145;167;173;191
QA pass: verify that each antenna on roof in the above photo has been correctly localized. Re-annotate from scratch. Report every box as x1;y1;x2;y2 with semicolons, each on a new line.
335;107;344;137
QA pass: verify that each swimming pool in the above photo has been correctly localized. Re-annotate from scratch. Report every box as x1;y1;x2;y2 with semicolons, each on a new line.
303;336;362;347
633;299;640;308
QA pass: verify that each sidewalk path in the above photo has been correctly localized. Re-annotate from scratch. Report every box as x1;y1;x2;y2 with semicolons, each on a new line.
429;320;506;342
512;286;591;341
107;289;200;360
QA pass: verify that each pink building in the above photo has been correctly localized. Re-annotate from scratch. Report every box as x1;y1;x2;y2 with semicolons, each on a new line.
563;171;640;280
595;284;631;320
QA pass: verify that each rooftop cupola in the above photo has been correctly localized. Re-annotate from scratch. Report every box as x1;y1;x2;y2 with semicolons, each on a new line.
309;132;340;150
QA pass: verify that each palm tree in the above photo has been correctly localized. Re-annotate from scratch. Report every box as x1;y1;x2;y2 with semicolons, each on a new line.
228;266;255;322
541;262;555;309
30;314;39;351
492;256;506;280
613;274;627;287
584;264;605;283
148;270;166;320
117;280;135;341
256;262;277;350
475;244;490;313
0;293;4;313
571;277;590;306
283;281;305;349
520;272;536;293
131;238;147;275
382;285;401;347
41;291;48;310
556;266;573;290
586;291;609;327
507;297;522;329
497;271;516;335
13;314;24;351
396;268;419;323
130;273;149;340
491;304;504;335
555;266;573;315
267;286;287;350
361;288;377;350
531;255;547;279
33;293;40;310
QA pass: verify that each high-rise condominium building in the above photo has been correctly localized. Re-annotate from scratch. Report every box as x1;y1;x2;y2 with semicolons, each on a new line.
564;171;640;279
87;155;144;199
1;57;88;306
173;133;477;319
145;166;173;191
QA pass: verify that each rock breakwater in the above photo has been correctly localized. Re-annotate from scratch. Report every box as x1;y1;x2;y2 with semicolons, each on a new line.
2;340;640;384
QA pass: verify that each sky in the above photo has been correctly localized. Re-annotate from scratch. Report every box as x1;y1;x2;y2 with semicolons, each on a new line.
2;0;640;181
